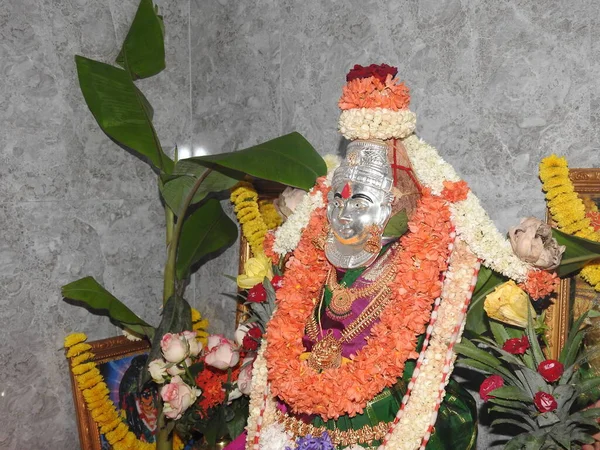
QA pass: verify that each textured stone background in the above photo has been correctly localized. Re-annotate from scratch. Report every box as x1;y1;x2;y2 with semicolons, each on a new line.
1;0;598;448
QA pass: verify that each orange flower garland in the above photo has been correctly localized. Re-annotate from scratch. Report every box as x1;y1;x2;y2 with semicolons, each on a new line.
338;75;411;111
264;190;453;419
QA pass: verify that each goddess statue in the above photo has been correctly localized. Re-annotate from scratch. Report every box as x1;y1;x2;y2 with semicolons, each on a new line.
245;64;532;449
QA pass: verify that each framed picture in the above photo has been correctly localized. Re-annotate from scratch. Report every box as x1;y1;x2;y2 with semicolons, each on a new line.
545;168;600;361
67;335;157;449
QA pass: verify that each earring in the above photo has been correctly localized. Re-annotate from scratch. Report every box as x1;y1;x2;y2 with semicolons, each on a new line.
363;225;382;254
312;223;330;251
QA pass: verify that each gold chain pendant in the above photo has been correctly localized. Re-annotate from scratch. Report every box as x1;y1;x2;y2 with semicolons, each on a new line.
306;330;343;371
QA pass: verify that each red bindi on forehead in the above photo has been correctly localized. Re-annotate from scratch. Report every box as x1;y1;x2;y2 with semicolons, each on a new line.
341;183;352;199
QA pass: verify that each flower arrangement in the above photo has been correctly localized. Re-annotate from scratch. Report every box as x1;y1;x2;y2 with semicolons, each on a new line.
62;1;326;449
457;308;600;449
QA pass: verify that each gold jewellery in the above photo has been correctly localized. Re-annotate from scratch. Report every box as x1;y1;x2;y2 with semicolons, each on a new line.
363;224;382;254
304;245;401;372
327;257;398;318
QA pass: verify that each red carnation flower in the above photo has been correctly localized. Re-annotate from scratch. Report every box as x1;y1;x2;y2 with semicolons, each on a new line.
242;326;262;352
247;283;267;303
537;359;564;383
346;63;398;83
271;275;284;291
479;375;504;401
502;336;530;355
534;391;557;413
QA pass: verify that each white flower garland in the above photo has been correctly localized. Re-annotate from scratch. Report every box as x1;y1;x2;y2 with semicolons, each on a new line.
257;423;295;450
382;238;479;449
339;108;416;141
403;134;531;281
272;187;325;255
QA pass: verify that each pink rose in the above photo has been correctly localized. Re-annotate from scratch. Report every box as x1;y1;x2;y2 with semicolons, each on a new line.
160;333;189;363
205;335;240;370
274;187;305;220
182;331;202;357
237;355;255;395
160;376;200;420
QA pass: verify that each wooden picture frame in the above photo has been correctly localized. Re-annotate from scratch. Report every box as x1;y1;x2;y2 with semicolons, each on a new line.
67;335;154;449
545;168;600;360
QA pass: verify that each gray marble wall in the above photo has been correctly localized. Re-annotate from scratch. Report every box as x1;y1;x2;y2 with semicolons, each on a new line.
1;0;598;448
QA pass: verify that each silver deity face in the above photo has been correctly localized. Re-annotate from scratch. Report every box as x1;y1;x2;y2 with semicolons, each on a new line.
327;180;391;246
325;139;395;269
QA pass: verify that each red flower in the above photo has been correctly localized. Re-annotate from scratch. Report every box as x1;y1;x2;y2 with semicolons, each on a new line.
346;63;398;83
534;391;558;413
538;360;564;383
242;327;263;352
479;375;504;401
502;336;530;355
271;275;284;291
247;283;267;302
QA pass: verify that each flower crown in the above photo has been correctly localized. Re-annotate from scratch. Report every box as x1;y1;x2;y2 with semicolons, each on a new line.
338;63;416;141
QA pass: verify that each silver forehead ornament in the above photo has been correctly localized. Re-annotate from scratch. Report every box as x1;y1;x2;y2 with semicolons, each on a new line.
325;140;395;269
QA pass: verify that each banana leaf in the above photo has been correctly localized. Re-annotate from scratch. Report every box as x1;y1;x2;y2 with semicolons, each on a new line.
176;199;238;280
191;132;326;191
62;276;153;338
115;0;165;79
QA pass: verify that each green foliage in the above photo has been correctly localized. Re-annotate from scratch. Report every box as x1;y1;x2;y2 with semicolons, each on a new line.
62;277;153;338
175;199;238;280
553;228;600;277
193;132;327;191
160;160;241;217
141;295;193;387
384;210;408;238
457;308;600;449
75;55;173;173
115;0;165;79
465;266;507;334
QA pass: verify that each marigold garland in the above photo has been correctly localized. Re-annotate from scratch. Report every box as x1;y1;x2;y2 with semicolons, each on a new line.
64;333;185;450
539;155;600;291
264;191;453;419
231;181;269;256
258;200;282;230
191;308;209;346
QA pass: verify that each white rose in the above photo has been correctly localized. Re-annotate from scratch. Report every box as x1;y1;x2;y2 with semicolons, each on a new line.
160;333;189;363
148;358;168;384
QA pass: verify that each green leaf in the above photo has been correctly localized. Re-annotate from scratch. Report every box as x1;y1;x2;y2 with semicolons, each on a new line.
505;432;546;450
192;132;326;190
141;295;192;386
455;339;504;369
536;411;560;427
383;210;408;238
489;386;533;403
490;320;510;347
465;267;507;334
75;55;173;173
549;429;570;449
525;309;545;369
456;358;520;385
553;228;600;277
176;199;238;279
160;167;240;217
115;0;165;79
62;276;152;332
490;417;533;432
489;406;536;430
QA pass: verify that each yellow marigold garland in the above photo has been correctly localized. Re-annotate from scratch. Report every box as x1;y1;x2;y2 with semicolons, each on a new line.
539;155;600;291
191;308;209;346
230;181;268;256
258;199;282;229
64;333;186;450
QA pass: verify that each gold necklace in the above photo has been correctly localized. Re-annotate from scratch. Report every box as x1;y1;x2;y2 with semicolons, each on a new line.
327;246;399;317
304;245;401;372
